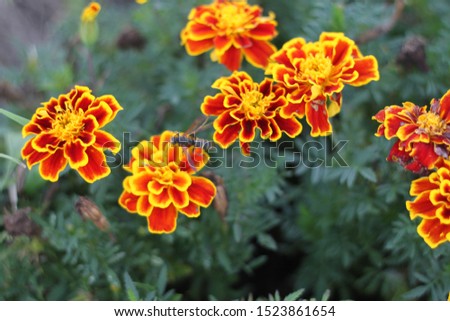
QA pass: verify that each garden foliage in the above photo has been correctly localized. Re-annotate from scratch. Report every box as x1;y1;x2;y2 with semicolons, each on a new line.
0;0;450;300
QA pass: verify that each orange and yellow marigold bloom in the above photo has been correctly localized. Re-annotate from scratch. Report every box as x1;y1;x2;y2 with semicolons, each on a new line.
119;131;216;234
201;71;302;155
81;2;101;22
267;32;379;137
21;85;122;183
406;159;450;248
373;90;450;174
181;0;278;71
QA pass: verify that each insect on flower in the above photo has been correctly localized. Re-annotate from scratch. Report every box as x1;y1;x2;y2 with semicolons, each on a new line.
170;116;215;171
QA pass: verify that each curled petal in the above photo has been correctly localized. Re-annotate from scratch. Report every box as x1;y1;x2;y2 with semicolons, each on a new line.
239;119;257;143
149;189;172;208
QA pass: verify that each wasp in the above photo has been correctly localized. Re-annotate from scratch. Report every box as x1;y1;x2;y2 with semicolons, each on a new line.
169;116;214;171
169;116;214;151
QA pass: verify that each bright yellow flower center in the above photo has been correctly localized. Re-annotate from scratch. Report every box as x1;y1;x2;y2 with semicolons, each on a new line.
417;112;446;136
216;2;253;35
240;90;272;119
53;103;85;142
301;53;332;84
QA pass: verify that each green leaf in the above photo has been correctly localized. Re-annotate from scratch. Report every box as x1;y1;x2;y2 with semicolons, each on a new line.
123;272;139;301
359;167;377;183
257;233;278;251
284;289;305;301
0;108;29;126
156;265;168;296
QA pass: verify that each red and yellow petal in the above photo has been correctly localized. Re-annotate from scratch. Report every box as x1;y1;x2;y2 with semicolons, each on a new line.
31;133;60;152
179;201;200;217
348;56;380;86
38;149;68;182
168;186;189;208
201;93;227;116
273;114;303;139
64;140;88;169
185;22;216;41
147;205;178;234
218;46;243;71
239;119;257;143
149;188;172;208
94;130;121;153
416;218;450;249
76;146;111;183
213;123;240;148
188;176;216;207
184;38;215;56
214;110;240;133
22;139;51;168
118;190;139;214
305;99;332;137
406;191;437;220
410;177;439;196
136;194;152;216
242;39;276;69
129;171;152;195
438;90;450;122
172;171;192;191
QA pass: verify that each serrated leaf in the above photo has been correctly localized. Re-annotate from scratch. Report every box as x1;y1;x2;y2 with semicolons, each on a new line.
124;272;139;301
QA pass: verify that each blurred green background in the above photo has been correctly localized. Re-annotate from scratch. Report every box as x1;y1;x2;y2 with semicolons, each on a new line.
1;0;449;300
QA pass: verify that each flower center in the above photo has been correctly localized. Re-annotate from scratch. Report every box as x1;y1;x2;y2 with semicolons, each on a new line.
417;112;446;136
153;165;175;186
301;53;332;84
216;2;252;35
53;102;85;142
240;90;271;119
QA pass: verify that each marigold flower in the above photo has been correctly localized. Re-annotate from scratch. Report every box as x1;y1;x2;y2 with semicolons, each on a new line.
267;32;379;137
81;2;101;22
180;0;278;71
119;131;216;234
136;0;148;4
406;159;450;248
373;90;450;173
21;85;122;183
201;71;302;155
